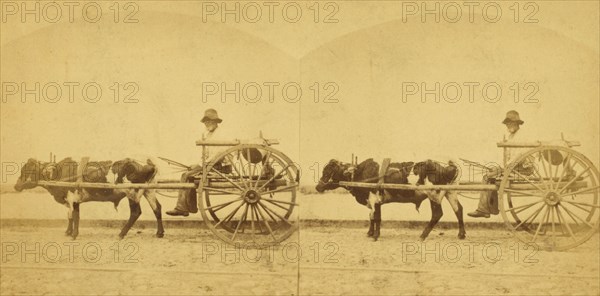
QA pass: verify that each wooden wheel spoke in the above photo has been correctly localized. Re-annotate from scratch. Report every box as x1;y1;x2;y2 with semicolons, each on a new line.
261;184;298;195
213;201;245;229
550;206;556;239
262;198;289;212
255;204;277;241
254;151;271;190
245;148;252;176
249;150;257;183
555;206;576;241
253;205;265;234
249;204;256;239
514;203;545;230
551;157;561;191
544;150;560;191
513;170;548;193
559;203;595;228
558;167;591;194
205;198;242;212
554;154;571;191
559;203;580;226
239;151;253;189
538;152;554;189
562;200;600;209
263;198;299;207
505;200;543;214
559;186;600;198
562;201;593;215
210;167;245;191
258;201;293;226
532;206;550;242
231;203;250;241
553;205;567;236
258;202;278;223
226;154;250;189
258;163;293;192
530;164;548;189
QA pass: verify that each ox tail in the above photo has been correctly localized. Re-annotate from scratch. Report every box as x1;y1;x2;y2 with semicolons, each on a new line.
113;198;122;212
415;196;426;212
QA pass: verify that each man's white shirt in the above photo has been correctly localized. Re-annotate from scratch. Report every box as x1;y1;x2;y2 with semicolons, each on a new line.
504;129;529;165
201;125;237;164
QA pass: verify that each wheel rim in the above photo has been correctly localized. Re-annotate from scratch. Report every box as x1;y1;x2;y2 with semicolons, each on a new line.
499;146;600;251
198;144;299;247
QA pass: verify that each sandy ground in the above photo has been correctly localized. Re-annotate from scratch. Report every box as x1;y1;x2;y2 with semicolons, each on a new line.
1;224;598;295
1;191;599;295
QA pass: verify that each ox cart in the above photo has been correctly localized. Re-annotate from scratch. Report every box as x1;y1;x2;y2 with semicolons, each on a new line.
339;139;600;251
39;138;300;247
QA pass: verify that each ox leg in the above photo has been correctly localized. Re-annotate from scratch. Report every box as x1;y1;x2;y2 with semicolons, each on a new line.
71;202;80;240
367;194;382;241
367;195;376;239
65;191;81;239
373;203;382;241
455;201;466;239
144;190;164;238
420;201;443;241
119;197;142;239
445;191;466;239
66;207;73;236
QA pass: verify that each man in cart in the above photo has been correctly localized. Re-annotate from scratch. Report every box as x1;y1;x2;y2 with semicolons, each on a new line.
468;110;537;218
166;108;231;216
166;109;267;217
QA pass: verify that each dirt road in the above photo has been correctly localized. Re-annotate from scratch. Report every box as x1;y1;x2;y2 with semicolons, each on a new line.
1;224;598;295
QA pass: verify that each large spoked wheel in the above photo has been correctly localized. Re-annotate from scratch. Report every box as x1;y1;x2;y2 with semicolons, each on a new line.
198;144;299;247
499;146;600;251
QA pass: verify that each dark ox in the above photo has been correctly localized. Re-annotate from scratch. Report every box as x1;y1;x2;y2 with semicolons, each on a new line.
316;158;466;241
14;157;164;240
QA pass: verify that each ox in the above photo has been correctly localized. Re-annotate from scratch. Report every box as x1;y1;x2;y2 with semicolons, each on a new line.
14;157;164;240
315;158;465;241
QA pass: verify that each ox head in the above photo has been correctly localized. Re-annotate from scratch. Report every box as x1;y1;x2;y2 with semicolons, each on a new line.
14;158;43;192
315;159;350;193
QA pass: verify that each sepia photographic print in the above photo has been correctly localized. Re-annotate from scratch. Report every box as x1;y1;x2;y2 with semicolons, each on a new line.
1;1;599;295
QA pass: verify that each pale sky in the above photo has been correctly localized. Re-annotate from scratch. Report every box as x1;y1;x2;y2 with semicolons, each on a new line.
1;2;598;186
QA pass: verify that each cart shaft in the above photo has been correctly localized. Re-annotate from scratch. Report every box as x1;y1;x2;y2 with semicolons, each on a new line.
338;181;589;192
339;181;497;191
38;181;196;190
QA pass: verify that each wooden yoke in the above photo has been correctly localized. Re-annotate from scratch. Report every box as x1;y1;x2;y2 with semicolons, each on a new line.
77;157;89;183
378;158;391;191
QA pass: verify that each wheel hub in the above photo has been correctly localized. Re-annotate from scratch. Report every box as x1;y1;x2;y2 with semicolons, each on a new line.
544;192;560;206
243;190;261;204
